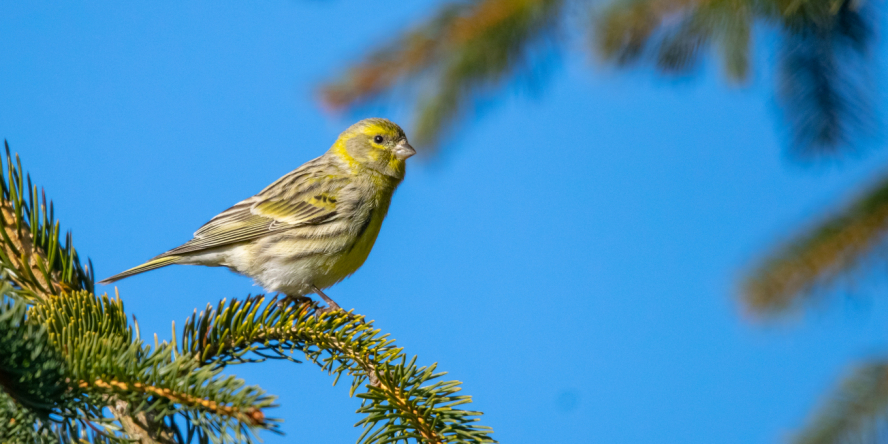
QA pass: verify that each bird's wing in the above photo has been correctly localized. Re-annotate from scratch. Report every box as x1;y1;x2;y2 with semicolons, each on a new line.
157;168;348;257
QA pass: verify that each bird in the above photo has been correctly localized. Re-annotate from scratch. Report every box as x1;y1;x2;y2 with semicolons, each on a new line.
99;118;415;312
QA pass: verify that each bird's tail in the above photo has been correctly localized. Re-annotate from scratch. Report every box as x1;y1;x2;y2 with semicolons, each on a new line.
98;256;181;285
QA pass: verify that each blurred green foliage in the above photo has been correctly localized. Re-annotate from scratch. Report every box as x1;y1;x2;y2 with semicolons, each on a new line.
321;0;876;157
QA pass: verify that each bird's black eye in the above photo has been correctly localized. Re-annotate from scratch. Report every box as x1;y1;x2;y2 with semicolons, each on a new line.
374;135;384;144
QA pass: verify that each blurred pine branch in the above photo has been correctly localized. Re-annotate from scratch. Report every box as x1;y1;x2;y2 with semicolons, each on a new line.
595;0;877;157
794;362;888;444
321;0;877;158
320;0;563;149
0;143;495;444
739;164;888;442
741;171;888;314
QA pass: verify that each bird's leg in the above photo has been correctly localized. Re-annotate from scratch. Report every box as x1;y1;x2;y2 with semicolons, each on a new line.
310;287;363;322
312;285;341;312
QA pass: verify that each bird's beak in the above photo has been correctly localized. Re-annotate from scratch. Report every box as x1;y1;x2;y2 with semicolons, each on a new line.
394;141;416;160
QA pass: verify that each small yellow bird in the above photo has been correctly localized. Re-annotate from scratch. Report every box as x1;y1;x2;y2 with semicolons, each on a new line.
99;118;415;311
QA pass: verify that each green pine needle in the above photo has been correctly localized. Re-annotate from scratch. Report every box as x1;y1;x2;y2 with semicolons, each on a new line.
182;296;496;443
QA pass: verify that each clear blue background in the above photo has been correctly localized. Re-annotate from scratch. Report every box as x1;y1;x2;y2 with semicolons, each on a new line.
2;2;888;442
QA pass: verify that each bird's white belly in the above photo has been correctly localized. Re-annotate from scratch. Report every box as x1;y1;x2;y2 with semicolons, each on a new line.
180;243;348;296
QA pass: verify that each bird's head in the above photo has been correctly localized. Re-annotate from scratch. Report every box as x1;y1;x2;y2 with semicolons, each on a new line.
330;118;415;179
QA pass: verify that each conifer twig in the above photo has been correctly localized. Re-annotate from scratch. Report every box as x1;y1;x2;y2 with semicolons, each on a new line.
183;296;495;443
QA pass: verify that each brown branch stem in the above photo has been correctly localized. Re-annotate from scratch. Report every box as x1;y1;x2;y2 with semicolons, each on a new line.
107;396;176;444
80;378;266;427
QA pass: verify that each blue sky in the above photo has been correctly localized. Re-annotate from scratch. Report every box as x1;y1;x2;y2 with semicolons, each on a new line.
3;1;888;443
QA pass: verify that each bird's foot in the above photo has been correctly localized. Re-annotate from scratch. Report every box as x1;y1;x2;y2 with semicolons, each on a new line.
277;294;312;309
315;306;361;322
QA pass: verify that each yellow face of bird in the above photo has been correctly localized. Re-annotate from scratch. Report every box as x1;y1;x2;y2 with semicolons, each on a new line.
332;118;416;179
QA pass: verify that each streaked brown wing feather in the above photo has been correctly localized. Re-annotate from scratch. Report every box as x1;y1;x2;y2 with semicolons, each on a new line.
156;161;347;257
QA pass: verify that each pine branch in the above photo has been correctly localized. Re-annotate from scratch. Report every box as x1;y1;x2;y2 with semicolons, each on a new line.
595;0;706;69
0;291;85;443
741;170;888;314
28;289;278;443
0;141;93;303
320;0;562;147
0;290;135;443
85;379;265;428
0;291;70;417
594;0;874;158
107;398;177;444
0;145;276;443
182;296;496;443
775;1;875;157
0;285;279;443
794;361;888;444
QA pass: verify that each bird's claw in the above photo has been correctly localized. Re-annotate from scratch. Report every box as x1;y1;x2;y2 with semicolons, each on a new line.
277;294;312;309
